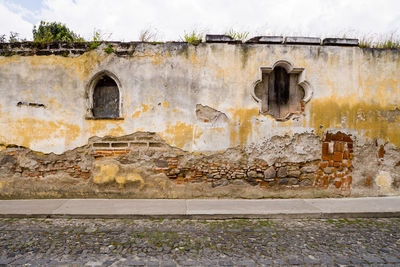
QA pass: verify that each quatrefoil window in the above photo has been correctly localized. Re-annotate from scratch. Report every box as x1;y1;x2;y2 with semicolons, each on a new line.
252;60;313;120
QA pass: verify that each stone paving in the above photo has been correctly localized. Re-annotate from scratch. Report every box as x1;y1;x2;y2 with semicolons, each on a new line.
0;218;400;266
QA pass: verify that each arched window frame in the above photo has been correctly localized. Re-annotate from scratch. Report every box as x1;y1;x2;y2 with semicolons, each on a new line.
252;60;313;121
85;70;124;120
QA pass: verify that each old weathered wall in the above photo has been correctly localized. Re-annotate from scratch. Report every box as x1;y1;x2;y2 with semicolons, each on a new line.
0;41;399;198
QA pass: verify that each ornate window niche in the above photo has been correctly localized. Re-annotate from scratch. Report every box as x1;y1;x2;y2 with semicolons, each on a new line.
85;70;124;120
252;60;313;121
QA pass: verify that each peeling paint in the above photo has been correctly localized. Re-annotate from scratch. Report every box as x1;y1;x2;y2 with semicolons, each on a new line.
4;118;80;151
161;121;194;149
309;96;400;146
229;108;259;146
132;104;151;118
86;120;125;138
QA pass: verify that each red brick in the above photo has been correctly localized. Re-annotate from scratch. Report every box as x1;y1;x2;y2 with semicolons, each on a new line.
365;175;371;187
322;142;329;155
333;162;341;167
343;134;353;142
95;149;114;153
331;132;344;141
324;133;332;142
333;152;343;162
334;142;344;152
322;154;332;161
113;151;128;155
97;151;113;155
347;175;352;184
378;145;385;158
347;142;353;149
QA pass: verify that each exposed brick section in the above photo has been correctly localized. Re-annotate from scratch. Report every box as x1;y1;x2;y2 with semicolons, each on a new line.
91;148;131;159
315;131;353;191
89;132;168;159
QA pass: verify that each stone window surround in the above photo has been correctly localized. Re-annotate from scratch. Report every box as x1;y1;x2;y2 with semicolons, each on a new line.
85;70;124;120
252;60;313;121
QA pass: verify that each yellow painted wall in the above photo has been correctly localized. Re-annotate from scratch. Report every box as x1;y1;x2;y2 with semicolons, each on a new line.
0;44;399;153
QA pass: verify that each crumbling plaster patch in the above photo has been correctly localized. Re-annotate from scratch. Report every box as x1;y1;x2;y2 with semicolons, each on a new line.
246;133;321;166
195;104;228;125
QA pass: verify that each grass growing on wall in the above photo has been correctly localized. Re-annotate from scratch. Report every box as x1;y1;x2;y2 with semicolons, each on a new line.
139;27;159;42
182;31;203;45
225;29;249;41
359;35;400;49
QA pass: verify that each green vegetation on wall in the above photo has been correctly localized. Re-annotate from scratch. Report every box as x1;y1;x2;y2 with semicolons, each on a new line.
183;31;203;45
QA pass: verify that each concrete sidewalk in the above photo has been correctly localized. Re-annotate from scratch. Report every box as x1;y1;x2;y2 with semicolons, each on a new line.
0;197;400;219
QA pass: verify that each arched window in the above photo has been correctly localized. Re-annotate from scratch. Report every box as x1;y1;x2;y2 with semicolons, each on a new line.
91;74;120;119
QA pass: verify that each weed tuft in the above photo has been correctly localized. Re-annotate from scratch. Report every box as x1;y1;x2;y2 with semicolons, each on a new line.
183;31;203;45
359;33;400;48
225;29;249;41
104;43;114;54
139;27;159;42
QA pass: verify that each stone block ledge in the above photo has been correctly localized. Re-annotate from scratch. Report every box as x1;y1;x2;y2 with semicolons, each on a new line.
0;37;371;57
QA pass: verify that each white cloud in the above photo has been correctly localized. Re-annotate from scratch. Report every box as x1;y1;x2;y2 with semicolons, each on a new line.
1;0;400;41
0;0;33;40
39;0;400;41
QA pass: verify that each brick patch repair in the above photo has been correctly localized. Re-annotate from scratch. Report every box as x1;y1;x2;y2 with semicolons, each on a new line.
315;132;353;191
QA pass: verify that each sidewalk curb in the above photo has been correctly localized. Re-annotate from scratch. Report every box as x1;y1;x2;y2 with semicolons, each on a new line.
1;197;400;219
1;212;400;219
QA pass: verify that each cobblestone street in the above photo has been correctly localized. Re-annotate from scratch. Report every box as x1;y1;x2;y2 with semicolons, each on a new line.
0;218;400;266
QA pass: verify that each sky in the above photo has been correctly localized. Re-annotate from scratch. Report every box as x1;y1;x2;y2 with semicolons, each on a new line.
0;0;399;41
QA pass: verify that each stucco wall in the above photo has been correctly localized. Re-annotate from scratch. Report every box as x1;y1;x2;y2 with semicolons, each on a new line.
0;41;399;198
0;43;398;153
